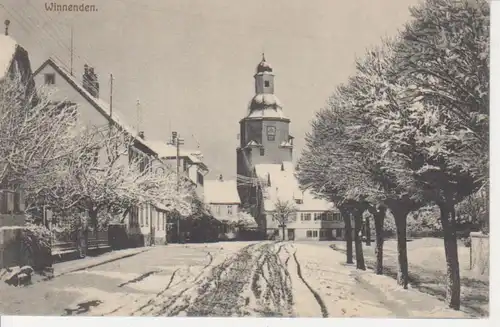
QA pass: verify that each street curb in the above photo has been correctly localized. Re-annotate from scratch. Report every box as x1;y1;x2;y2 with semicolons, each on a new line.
44;248;152;281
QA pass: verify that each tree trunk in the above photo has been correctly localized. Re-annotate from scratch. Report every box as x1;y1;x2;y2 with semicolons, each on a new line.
282;225;286;241
341;209;354;264
373;210;385;275
353;210;366;270
89;210;98;230
365;216;371;246
439;203;461;310
392;208;409;289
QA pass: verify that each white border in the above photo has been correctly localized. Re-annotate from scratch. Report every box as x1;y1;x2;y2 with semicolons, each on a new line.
1;1;499;326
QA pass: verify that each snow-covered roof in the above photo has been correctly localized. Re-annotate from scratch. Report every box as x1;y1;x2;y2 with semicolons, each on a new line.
254;162;335;212
146;140;206;167
204;179;241;204
0;35;19;79
33;58;159;152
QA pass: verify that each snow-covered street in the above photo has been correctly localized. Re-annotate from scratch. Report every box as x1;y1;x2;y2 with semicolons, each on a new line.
0;242;470;317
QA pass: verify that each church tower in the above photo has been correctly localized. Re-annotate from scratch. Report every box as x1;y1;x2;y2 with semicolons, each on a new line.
237;55;294;209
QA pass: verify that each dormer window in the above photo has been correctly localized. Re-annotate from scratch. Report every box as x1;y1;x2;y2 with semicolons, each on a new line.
264;80;270;87
44;73;55;85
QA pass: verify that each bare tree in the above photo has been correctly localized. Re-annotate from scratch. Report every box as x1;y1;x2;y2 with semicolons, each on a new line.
272;199;297;241
0;76;79;194
35;125;194;233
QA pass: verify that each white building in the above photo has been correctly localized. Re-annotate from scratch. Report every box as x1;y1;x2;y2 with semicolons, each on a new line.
236;56;345;241
32;57;175;247
0;33;33;228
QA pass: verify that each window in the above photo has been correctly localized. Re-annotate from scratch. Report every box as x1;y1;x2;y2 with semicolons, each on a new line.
227;205;233;215
336;228;343;238
44;73;55;85
215;205;221;214
320;229;331;238
312;230;318;238
14;191;21;213
260;148;265;156
334;213;342;221
314;213;322;221
264;80;270;87
139;206;144;226
300;213;311;221
306;230;313;238
295;199;303;205
326;212;334;221
197;172;204;186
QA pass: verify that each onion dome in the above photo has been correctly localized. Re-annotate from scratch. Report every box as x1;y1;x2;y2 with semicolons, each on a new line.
256;53;273;73
249;94;282;111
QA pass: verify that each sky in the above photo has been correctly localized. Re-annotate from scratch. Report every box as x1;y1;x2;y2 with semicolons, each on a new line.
0;0;421;180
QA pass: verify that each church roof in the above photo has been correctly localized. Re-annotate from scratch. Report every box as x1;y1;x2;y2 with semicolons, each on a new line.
256;55;273;73
0;35;17;79
250;93;282;110
254;162;335;212
204;179;241;204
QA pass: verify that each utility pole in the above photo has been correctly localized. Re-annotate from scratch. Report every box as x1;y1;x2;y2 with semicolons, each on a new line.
70;25;74;76
174;132;184;243
109;74;114;119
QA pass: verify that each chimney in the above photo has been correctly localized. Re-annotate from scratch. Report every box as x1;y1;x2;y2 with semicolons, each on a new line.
218;174;223;182
281;163;284;171
267;173;271;186
89;67;99;98
138;131;145;139
171;131;178;144
4;19;10;36
82;66;99;98
82;64;90;94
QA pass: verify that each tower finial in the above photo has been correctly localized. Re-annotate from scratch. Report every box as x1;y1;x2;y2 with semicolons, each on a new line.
262;52;266;62
4;19;10;36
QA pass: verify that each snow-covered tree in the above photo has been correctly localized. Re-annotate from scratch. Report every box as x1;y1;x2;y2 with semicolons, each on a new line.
373;0;490;309
235;210;257;229
272;199;297;241
0;76;79;196
36;125;194;233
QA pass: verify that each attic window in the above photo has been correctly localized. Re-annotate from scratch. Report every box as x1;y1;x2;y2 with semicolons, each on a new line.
44;73;55;85
264;80;270;87
295;199;303;205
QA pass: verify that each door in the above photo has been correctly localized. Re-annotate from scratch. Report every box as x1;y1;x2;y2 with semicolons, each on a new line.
287;229;295;241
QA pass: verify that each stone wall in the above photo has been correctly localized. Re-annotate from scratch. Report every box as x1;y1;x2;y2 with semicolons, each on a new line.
470;232;489;275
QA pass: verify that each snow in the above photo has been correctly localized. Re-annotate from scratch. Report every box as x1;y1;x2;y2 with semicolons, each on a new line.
294;243;469;318
247;94;288;120
146;140;203;164
254;162;334;212
247;108;288;119
0;35;17;79
0;242;476;317
204;179;241;204
37;58;157;153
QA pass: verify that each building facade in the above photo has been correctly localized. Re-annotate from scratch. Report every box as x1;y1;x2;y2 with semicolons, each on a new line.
236;56;346;241
33;58;173;248
0;34;33;229
204;176;242;240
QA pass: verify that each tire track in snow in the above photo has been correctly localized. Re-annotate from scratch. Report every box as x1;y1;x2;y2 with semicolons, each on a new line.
292;249;329;317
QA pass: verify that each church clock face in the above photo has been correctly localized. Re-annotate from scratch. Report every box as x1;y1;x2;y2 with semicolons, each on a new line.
266;126;276;141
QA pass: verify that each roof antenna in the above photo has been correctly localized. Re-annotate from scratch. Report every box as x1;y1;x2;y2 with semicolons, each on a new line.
4;19;10;36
